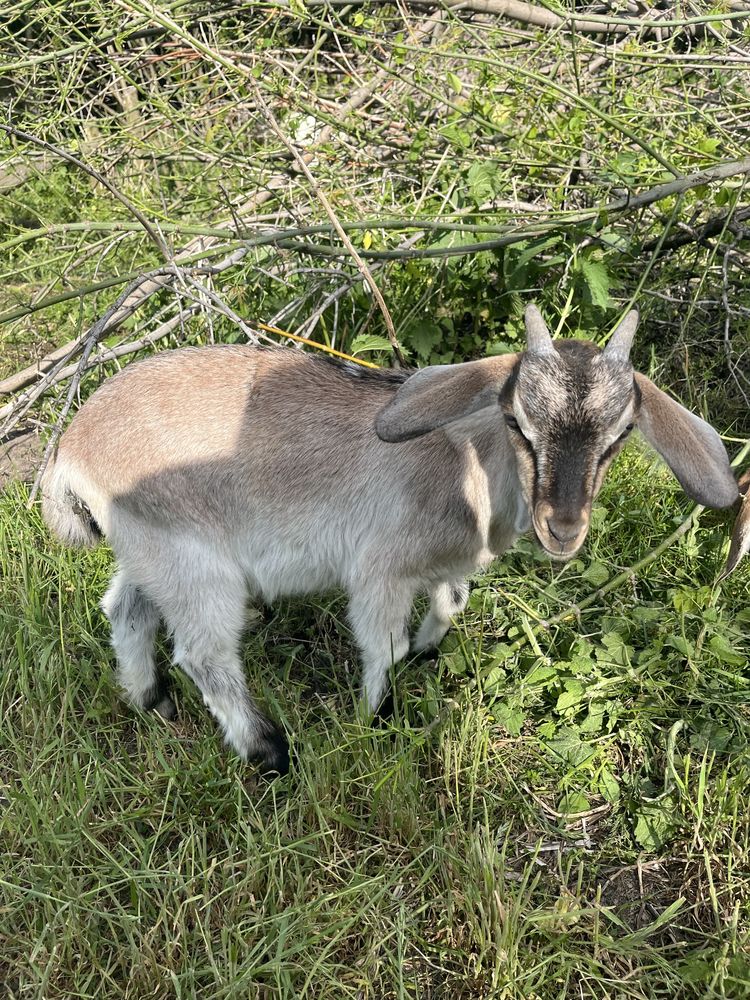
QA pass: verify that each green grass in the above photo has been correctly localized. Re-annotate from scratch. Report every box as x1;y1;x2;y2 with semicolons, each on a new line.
2;2;750;995
2;447;749;999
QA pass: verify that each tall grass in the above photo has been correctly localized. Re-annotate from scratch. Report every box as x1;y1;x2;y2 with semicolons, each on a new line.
1;2;749;996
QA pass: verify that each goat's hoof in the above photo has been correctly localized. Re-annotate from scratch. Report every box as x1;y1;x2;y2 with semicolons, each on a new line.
410;646;438;667
153;695;177;721
372;692;395;726
140;683;176;721
257;728;290;778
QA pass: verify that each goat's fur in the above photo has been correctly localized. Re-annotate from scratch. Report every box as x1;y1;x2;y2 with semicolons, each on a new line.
41;307;738;773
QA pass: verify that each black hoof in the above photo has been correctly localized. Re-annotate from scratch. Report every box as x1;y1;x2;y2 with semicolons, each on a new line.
257;728;290;778
142;681;176;720
411;646;438;667
153;695;177;721
373;692;395;727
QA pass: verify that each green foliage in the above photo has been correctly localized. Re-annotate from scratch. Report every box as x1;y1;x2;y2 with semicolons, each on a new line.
2;3;750;996
3;440;750;997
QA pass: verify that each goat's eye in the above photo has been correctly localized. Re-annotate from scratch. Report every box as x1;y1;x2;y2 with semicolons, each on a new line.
617;423;635;442
504;414;520;431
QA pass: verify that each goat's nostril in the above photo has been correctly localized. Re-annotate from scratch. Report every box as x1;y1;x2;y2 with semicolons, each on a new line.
546;517;580;545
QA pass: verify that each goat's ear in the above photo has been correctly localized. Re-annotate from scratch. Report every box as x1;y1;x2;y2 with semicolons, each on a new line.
375;355;519;443
635;373;738;509
720;470;750;579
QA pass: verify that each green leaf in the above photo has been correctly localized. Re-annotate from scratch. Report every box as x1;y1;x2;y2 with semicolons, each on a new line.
598;767;620;802
488;642;513;663
525;662;558;686
349;334;394;356
538;720;557;739
446;71;463;95
582;561;609;586
597;632;632;668
401;320;443;359
597;228;630;252
545;727;597;767
665;635;695;658
634;800;676;851
689;718;733;753
558;791;590;815
507;235;561;274
708;634;746;667
579;706;605;734
466;162;498;204
442;649;469;676
714;185;731;207
439;122;471;150
579;258;611;309
698;137;720;154
556;679;585;712
494;701;524;736
671;588;706;614
482;665;505;694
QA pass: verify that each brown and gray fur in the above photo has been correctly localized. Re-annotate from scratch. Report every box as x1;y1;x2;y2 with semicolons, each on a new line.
41;304;738;774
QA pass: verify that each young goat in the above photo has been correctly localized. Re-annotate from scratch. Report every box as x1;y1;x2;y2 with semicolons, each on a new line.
42;305;738;773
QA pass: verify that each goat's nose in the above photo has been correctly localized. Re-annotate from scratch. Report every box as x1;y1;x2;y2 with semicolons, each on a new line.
546;516;581;546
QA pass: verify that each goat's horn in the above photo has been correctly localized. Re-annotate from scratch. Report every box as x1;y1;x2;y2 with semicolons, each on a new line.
524;304;555;356
603;310;639;362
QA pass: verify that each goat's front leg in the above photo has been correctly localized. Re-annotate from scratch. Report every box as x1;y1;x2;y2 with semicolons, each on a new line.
348;580;415;712
412;579;469;653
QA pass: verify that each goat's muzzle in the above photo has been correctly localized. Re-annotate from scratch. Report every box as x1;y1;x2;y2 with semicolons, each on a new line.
532;501;590;560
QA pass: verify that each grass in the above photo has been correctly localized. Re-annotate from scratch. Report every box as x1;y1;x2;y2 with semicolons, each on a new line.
2;2;750;996
2;445;749;998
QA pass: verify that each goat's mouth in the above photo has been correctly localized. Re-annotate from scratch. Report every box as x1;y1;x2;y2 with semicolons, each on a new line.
536;536;586;561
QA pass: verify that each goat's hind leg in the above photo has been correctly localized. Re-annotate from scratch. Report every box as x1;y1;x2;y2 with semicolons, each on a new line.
412;579;469;653
101;568;175;719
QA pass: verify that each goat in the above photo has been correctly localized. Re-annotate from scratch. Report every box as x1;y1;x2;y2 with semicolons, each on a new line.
41;305;738;774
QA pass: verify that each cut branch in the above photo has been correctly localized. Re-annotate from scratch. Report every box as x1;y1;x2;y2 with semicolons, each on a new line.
642;205;750;254
247;78;406;365
319;0;749;36
2;8;446;382
3;155;750;400
0;124;170;259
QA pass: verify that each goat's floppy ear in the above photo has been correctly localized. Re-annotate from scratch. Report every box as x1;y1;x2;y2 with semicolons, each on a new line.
635;373;738;509
375;355;518;443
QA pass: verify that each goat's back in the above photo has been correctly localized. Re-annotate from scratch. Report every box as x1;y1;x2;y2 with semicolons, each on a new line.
41;345;517;597
42;346;417;539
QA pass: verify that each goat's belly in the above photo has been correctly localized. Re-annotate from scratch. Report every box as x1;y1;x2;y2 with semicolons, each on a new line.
238;538;344;601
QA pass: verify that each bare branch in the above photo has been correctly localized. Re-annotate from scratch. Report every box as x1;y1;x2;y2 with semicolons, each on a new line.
247;79;406;366
0;123;170;259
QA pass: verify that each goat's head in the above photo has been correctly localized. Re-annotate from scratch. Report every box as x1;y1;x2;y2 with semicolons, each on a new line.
375;303;738;560
501;305;639;558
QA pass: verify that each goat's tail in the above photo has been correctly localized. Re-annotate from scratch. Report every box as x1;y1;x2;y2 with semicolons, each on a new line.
40;455;103;548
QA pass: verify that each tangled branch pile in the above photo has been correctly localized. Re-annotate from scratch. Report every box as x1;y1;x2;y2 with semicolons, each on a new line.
1;0;749;442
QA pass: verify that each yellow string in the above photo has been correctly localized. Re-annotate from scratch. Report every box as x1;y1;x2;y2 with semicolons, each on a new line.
253;320;380;369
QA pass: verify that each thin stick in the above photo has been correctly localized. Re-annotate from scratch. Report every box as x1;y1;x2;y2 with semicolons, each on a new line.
4;154;750;337
317;0;749;33
0;263;225;434
69;1;446;368
247;80;406;366
0;124;170;260
176;275;381;369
